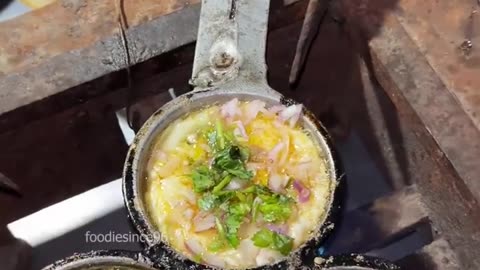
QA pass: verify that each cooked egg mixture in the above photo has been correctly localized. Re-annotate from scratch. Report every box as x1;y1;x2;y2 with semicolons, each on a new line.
145;99;333;269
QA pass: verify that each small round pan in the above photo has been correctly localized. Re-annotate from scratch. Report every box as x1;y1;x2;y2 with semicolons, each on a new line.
122;86;345;269
41;250;157;270
122;0;346;269
315;254;401;270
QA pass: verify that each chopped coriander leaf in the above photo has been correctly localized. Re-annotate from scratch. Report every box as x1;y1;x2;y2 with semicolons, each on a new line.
201;192;234;214
198;193;219;211
207;129;218;151
228;145;242;160
215;119;226;150
208;237;225;253
245;193;254;206
251;228;272;247
243;186;257;193
273;232;294;255
252;228;294;255
215;190;235;197
224;202;251;248
236;191;247;202
225;214;242;248
191;166;216;193
255;185;273;195
213;146;253;180
215;217;226;239
192;254;203;263
258;194;293;223
239;146;250;161
219;200;231;212
229;201;251;216
252;197;262;222
260;203;292;223
209;120;236;151
212;175;232;194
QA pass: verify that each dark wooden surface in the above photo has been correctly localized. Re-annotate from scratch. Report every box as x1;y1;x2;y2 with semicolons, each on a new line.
326;185;431;255
398;239;461;270
331;0;480;268
0;0;478;268
366;12;480;270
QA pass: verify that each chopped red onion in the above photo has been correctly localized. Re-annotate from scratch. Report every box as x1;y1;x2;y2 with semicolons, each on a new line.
266;224;289;235
185;238;203;256
183;208;194;220
268;105;286;114
268;173;289;193
234;121;249;139
268;142;285;163
278;104;303;127
221;98;240;119
203;254;226;268
278;134;290;165
208;157;215;167
244;100;266;123
193;212;215;232
226;178;246;190
293;180;311;203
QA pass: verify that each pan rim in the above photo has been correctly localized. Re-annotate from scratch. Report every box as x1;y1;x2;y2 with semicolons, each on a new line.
40;250;156;270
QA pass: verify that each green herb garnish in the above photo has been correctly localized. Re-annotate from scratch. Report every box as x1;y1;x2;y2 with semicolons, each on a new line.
208;237;226;253
258;193;293;223
191;166;216;193
212;175;233;194
252;228;294;255
224;201;251;248
191;119;295;251
213;146;253;180
198;193;219;211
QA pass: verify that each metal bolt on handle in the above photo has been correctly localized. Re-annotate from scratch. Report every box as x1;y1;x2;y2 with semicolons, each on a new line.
190;0;271;90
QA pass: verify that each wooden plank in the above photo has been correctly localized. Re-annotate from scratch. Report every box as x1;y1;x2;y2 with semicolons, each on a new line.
0;1;308;133
394;0;480;131
398;239;462;270
366;13;480;270
0;3;201;118
325;185;430;254
370;13;480;204
0;0;200;75
328;6;480;264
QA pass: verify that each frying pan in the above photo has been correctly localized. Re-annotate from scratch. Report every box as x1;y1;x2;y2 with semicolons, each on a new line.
122;0;344;269
41;250;157;270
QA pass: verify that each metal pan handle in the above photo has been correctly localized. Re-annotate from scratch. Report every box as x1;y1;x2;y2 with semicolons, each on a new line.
190;0;270;90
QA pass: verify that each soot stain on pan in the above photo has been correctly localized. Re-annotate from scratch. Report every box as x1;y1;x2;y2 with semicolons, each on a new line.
313;254;401;270
280;96;299;107
186;88;215;99
42;250;156;270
